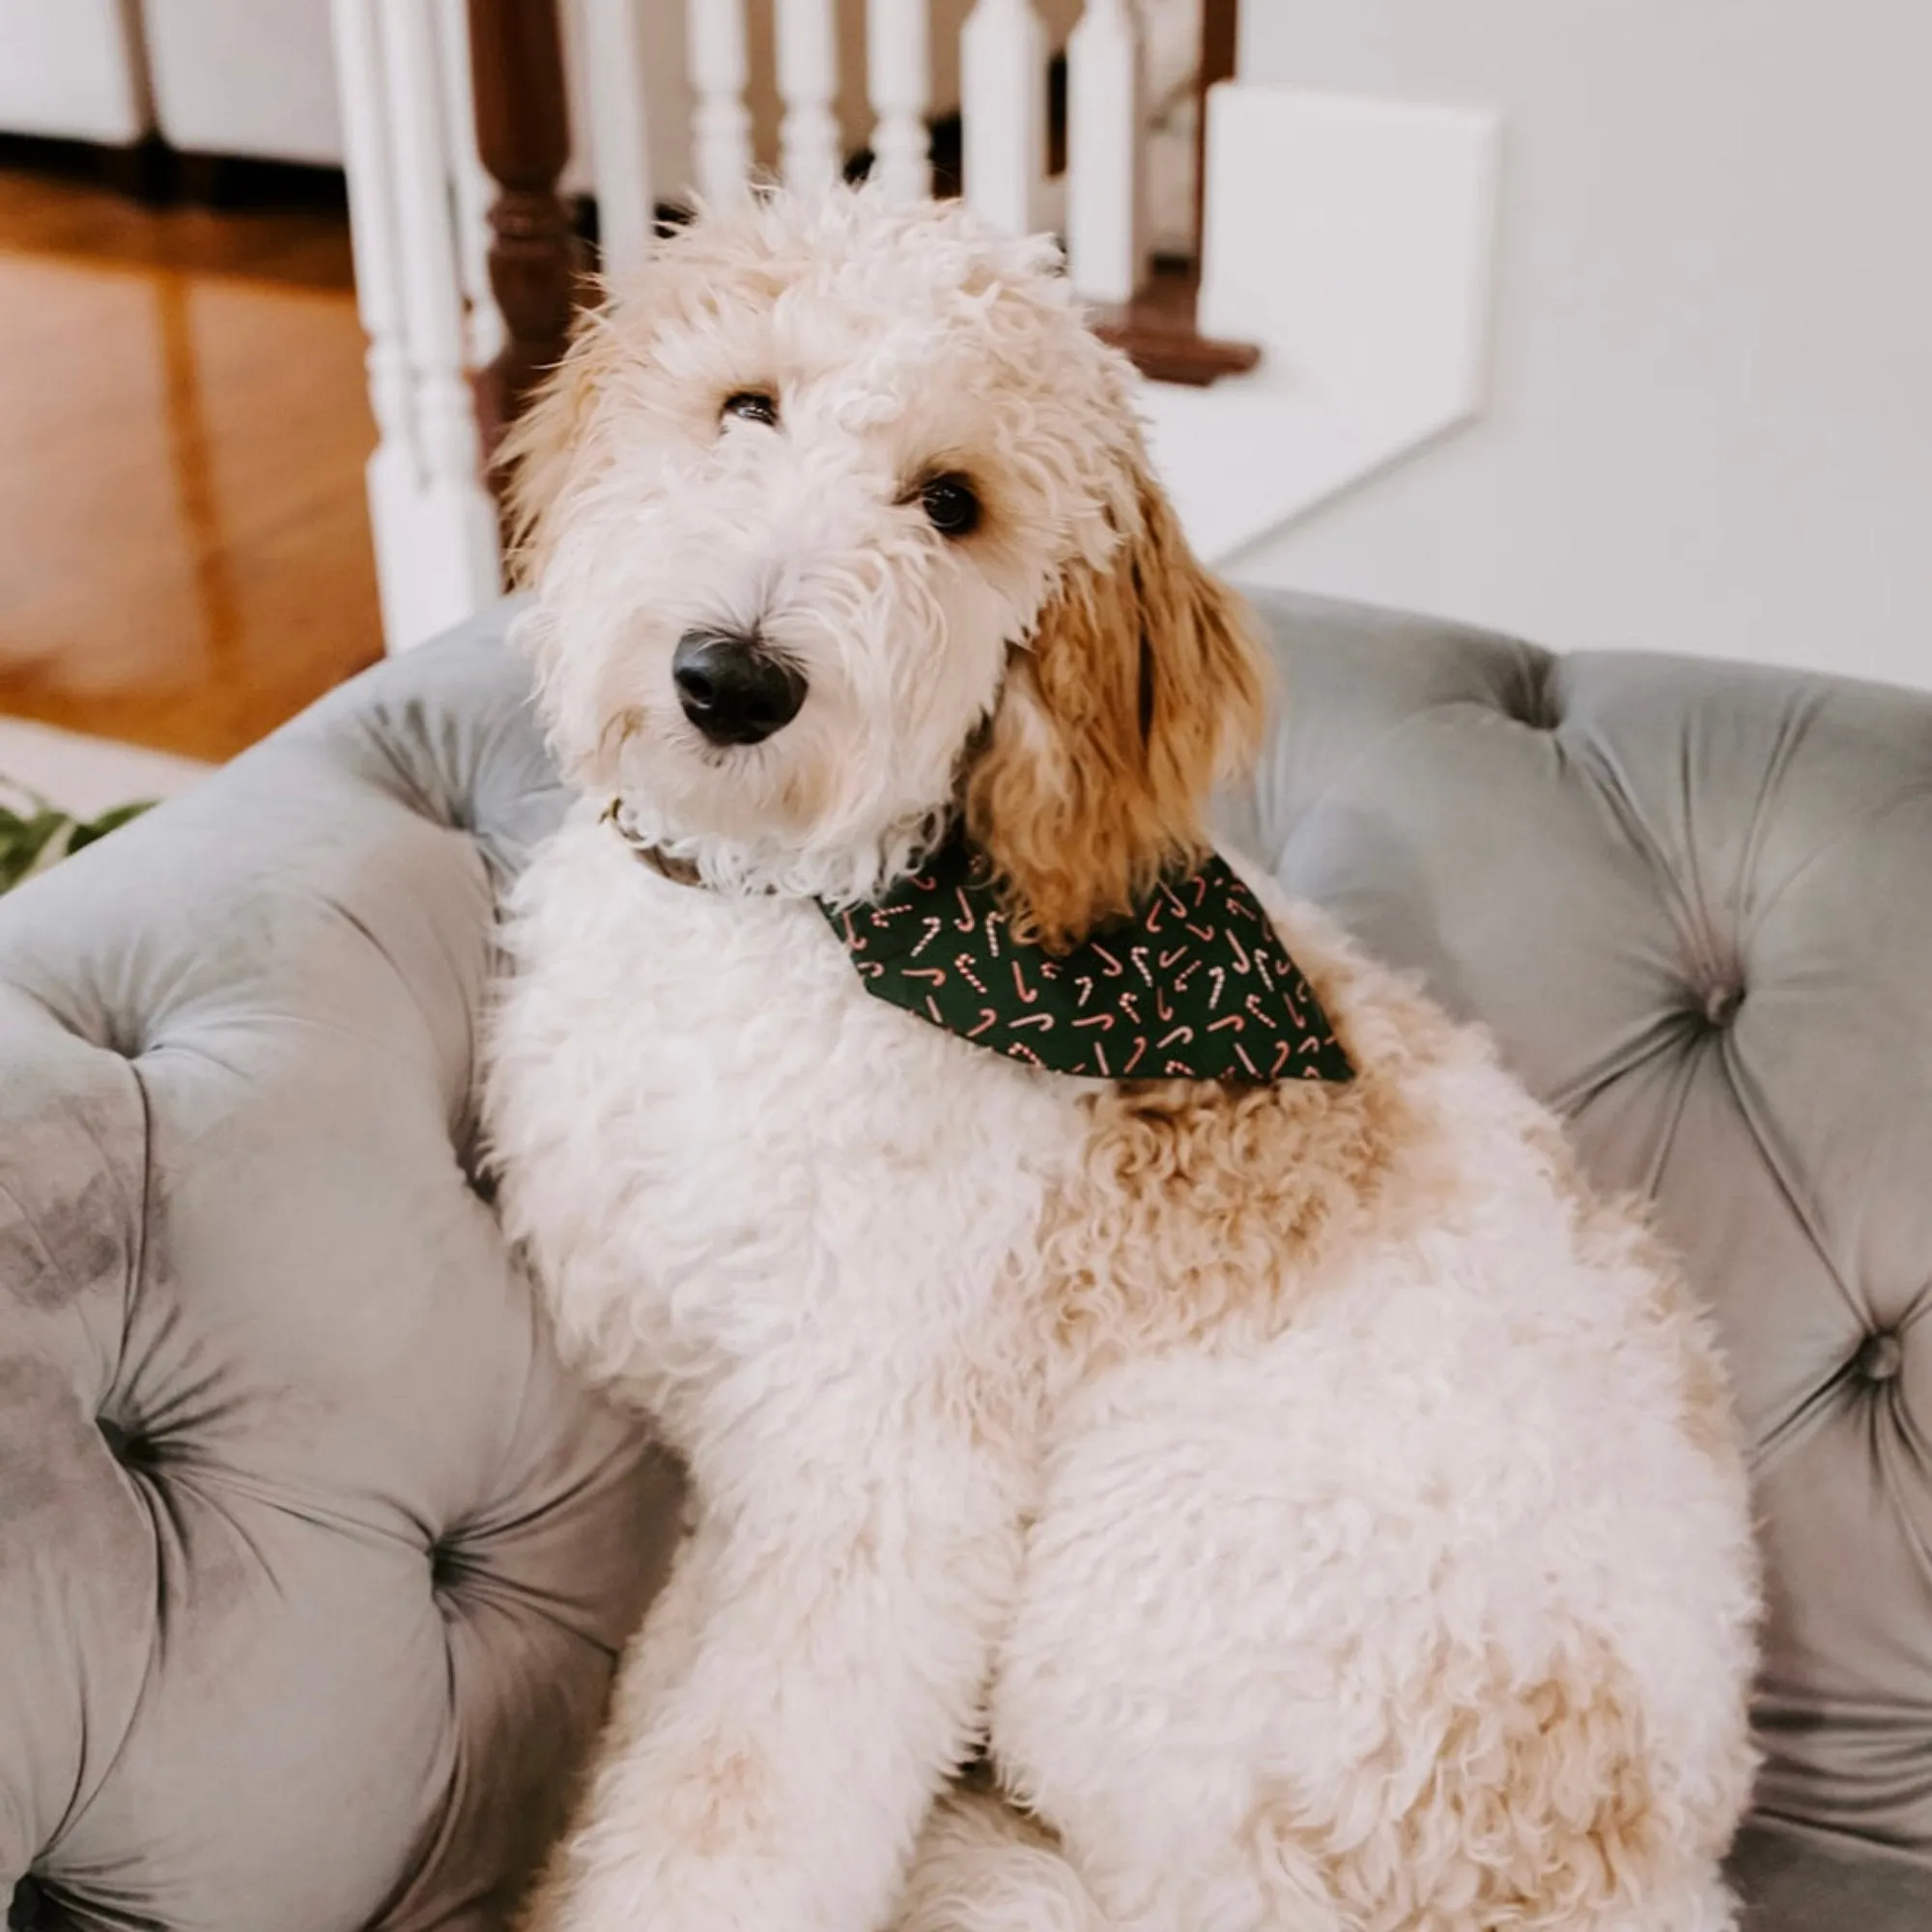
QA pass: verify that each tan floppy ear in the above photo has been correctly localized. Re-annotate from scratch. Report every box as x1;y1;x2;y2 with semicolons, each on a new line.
965;460;1269;951
498;301;624;586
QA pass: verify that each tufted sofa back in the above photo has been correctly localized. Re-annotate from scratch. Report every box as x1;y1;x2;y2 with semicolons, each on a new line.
0;626;680;1930
2;591;1928;1927
1224;590;1932;1861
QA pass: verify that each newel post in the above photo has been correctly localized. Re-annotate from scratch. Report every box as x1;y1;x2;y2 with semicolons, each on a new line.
466;0;581;464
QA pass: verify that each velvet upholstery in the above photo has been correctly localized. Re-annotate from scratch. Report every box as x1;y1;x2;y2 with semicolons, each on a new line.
3;590;1926;1929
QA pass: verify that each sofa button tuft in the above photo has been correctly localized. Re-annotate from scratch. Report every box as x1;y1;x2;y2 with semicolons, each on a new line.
1856;1331;1905;1384
99;1414;160;1468
429;1540;465;1593
1702;981;1745;1029
1505;660;1560;731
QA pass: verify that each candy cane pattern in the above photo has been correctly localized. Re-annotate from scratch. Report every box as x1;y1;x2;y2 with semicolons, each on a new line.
808;831;1352;1086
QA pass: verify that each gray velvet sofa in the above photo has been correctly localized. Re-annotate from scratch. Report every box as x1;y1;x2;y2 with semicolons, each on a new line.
3;591;1928;1930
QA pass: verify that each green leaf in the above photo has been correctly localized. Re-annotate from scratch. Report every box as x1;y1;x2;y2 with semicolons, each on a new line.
0;782;156;893
69;801;156;851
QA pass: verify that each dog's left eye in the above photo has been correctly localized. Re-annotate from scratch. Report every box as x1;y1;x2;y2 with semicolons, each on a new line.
722;390;779;427
920;474;980;539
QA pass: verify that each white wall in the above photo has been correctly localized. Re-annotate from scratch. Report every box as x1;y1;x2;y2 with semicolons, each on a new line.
144;0;342;165
0;1;149;143
1233;1;1932;690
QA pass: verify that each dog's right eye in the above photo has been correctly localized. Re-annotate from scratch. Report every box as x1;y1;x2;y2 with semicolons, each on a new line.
722;390;779;428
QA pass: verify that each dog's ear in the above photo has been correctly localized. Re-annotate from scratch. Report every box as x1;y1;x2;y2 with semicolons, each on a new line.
965;458;1269;951
499;302;625;585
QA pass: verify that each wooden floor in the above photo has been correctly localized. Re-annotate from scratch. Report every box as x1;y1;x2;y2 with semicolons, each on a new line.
0;164;385;762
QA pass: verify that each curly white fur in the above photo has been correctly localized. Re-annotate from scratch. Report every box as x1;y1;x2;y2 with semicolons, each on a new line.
484;188;1759;1932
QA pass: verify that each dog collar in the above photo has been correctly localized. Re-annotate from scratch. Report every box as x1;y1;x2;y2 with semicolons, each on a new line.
605;806;1352;1085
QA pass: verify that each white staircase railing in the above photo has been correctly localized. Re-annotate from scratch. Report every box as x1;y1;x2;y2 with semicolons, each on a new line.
330;0;500;655
333;2;1496;650
774;0;844;194
685;0;755;210
1064;0;1146;302
866;0;932;202
333;0;1177;649
959;0;1051;236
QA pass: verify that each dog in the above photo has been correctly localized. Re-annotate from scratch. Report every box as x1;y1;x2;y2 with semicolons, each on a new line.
482;187;1760;1932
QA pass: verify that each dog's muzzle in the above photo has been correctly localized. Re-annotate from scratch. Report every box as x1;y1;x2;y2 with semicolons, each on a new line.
672;628;808;747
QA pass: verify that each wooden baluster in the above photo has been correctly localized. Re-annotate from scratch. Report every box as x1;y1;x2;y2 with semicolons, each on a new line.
775;0;841;192
961;0;1043;235
1195;0;1239;255
687;0;753;205
1065;0;1147;302
867;0;930;201
331;0;501;649
580;0;660;281
467;0;580;462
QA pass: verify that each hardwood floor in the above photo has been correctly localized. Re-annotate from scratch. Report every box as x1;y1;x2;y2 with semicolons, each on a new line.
0;165;386;762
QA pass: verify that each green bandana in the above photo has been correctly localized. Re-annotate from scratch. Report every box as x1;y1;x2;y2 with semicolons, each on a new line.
820;835;1354;1086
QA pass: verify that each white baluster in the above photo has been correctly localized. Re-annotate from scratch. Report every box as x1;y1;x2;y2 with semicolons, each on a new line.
1065;0;1148;302
774;0;841;193
686;0;752;206
961;0;1044;236
330;0;412;472
330;0;500;651
431;0;505;368
867;0;929;201
579;0;660;281
376;3;496;516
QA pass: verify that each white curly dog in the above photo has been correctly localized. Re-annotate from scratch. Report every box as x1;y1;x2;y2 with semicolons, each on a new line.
483;189;1760;1932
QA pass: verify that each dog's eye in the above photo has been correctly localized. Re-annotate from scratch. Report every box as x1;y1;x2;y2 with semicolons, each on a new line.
920;473;980;539
722;390;779;427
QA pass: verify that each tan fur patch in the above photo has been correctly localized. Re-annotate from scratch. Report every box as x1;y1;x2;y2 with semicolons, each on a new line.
965;469;1267;952
669;1743;776;1858
1244;1638;1669;1932
1041;911;1475;1360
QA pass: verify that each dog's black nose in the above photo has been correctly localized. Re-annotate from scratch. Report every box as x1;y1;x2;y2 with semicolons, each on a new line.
671;629;808;747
